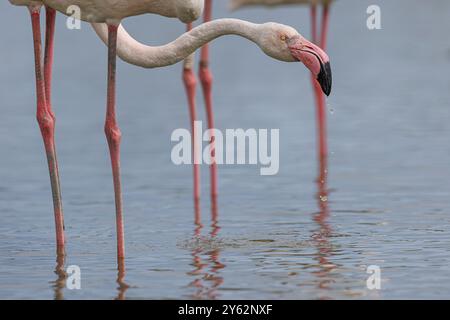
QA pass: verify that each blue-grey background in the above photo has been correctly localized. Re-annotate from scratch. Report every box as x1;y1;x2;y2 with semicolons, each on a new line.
0;0;449;299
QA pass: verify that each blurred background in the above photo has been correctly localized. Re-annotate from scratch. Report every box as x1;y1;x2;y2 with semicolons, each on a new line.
0;0;449;299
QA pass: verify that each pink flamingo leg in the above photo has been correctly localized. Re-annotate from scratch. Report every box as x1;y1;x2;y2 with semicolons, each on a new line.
198;0;218;219
104;24;125;261
318;5;330;176
29;5;65;256
320;5;330;51
183;23;201;225
311;4;318;44
44;6;56;109
310;4;330;161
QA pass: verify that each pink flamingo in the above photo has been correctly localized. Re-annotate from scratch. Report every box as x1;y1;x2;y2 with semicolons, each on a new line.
10;0;331;261
230;0;334;162
9;0;204;259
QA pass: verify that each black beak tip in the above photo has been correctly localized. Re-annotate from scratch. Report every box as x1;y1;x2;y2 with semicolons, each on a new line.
317;61;332;96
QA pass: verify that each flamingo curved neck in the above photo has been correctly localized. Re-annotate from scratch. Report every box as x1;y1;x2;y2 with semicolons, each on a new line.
92;19;260;69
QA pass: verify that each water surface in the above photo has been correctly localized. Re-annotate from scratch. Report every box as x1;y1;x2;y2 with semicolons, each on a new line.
0;0;450;299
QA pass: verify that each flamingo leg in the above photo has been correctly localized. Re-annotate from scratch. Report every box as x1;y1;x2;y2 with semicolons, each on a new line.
320;5;330;51
29;5;65;256
104;24;125;261
44;6;56;108
198;0;218;219
318;4;330;179
310;4;330;161
311;4;318;44
183;23;201;225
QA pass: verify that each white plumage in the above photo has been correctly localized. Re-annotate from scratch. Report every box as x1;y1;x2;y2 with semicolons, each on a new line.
9;0;204;23
230;0;334;11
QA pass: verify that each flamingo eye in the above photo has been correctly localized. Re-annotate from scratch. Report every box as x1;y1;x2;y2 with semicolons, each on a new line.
280;34;287;42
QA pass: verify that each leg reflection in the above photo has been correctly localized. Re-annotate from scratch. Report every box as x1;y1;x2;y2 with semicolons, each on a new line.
311;153;336;292
187;220;225;299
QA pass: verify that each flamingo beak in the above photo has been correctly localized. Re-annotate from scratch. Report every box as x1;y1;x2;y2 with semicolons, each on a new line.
288;36;332;96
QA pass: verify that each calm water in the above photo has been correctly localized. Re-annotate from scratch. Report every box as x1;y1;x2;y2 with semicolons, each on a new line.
1;0;450;299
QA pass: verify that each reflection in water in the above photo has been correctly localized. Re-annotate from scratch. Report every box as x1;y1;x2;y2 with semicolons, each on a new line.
51;255;129;300
311;154;337;293
187;219;225;299
115;258;129;300
51;254;67;300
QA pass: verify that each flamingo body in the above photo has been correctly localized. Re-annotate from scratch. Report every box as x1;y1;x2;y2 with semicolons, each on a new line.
230;0;334;10
9;0;204;23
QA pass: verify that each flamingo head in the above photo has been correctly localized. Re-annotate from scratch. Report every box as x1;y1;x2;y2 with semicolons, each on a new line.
287;35;332;96
257;23;332;96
